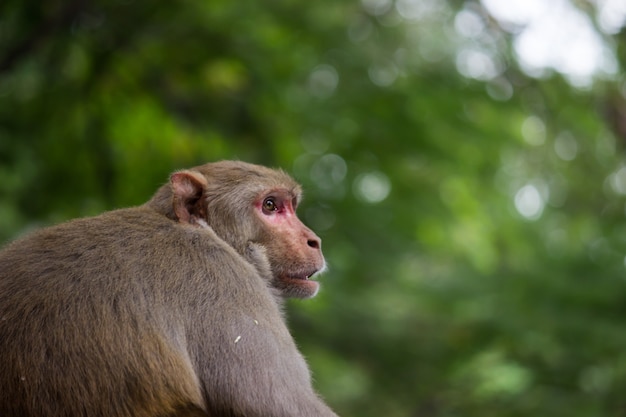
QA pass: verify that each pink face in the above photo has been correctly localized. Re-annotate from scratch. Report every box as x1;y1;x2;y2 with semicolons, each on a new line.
254;189;325;298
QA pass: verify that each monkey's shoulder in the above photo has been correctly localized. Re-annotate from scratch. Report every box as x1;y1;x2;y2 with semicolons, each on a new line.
0;206;246;279
0;205;271;306
1;206;208;250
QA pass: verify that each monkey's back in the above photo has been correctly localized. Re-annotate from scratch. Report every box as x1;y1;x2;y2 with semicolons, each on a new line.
0;207;285;417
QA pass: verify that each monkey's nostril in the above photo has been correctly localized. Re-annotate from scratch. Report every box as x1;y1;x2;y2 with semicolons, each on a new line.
307;239;320;249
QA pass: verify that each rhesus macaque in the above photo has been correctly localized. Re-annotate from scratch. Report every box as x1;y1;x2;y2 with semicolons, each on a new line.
0;161;338;417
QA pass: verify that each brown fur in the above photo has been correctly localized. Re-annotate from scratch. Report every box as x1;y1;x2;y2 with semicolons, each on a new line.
0;161;337;417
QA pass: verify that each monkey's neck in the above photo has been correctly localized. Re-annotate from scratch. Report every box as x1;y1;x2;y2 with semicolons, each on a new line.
145;186;177;220
243;242;286;312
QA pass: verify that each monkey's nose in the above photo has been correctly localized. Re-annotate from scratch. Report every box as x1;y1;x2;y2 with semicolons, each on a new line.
307;238;321;250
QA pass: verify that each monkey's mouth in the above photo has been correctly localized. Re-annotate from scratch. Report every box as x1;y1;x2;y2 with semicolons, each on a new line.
290;269;320;281
278;269;319;284
275;269;322;298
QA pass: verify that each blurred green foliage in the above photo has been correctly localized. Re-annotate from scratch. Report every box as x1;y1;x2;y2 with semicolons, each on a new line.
2;0;626;416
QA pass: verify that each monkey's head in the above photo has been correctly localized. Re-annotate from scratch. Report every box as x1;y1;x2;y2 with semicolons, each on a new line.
149;161;326;299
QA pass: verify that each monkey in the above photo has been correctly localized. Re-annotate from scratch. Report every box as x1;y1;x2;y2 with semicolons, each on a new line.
0;160;338;417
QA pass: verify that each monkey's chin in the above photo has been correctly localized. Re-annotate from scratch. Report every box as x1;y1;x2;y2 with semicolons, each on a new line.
277;277;320;299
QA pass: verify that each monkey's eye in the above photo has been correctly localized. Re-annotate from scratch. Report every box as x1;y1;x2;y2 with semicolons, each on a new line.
262;198;278;213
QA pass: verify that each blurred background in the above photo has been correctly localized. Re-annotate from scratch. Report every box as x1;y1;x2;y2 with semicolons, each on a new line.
2;0;626;415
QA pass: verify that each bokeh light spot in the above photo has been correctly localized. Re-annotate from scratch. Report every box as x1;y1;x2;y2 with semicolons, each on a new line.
354;172;391;203
514;184;544;220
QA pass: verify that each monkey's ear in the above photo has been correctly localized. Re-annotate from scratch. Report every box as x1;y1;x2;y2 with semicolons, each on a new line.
170;171;208;224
